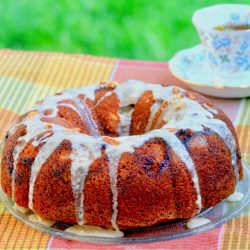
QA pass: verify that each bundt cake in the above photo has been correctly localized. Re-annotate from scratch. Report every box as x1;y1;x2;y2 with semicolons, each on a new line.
1;80;243;236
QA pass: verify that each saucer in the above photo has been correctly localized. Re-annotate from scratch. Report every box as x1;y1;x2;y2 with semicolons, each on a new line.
169;44;250;98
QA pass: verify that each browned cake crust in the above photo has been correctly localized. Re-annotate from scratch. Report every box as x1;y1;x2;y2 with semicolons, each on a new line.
1;81;243;230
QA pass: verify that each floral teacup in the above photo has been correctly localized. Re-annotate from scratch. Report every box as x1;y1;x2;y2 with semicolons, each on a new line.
192;4;250;84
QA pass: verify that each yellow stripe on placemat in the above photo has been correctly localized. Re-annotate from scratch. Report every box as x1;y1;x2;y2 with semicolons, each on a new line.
238;98;250;125
0;50;115;89
236;125;250;154
221;216;250;250
0;204;50;249
0;77;55;114
39;55;114;89
0;50;47;83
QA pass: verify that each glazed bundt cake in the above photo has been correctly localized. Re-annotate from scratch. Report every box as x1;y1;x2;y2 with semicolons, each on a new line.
1;80;243;235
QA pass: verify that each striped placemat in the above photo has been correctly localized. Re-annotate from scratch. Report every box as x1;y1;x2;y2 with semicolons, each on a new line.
0;49;249;250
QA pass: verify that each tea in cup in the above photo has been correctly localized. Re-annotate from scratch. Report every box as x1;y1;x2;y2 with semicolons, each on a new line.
192;4;250;85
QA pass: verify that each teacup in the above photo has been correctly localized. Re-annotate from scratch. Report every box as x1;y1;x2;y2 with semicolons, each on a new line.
192;4;250;85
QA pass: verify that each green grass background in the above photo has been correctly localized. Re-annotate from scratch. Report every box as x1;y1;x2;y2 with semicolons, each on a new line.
0;0;249;60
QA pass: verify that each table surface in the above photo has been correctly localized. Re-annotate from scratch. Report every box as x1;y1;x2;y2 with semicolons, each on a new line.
0;49;249;250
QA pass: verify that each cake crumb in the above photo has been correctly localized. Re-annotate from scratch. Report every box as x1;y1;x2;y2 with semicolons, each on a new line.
174;102;186;110
172;87;180;94
103;136;121;145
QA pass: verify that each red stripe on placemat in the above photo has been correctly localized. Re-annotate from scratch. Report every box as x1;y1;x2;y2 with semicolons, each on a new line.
120;59;167;68
210;98;242;124
113;59;187;89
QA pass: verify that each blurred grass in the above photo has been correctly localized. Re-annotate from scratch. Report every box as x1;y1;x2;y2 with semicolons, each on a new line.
0;0;249;60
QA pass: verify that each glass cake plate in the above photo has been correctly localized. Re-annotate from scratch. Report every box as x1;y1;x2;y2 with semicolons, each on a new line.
0;163;250;244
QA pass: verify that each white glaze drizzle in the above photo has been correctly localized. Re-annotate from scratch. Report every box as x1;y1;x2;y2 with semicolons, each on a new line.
145;102;162;132
57;99;99;137
93;91;113;109
226;191;244;202
74;97;99;137
7;80;240;237
154;103;169;129
106;150;121;231
118;106;134;136
29;213;55;227
63;84;100;101
65;224;124;238
187;217;211;229
202;103;218;115
32;131;53;147
69;137;102;225
57;103;80;114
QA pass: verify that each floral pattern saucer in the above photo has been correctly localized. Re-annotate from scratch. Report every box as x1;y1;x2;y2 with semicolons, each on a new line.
169;44;250;98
